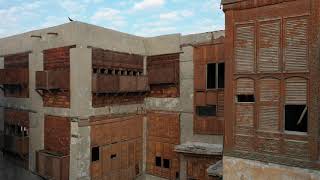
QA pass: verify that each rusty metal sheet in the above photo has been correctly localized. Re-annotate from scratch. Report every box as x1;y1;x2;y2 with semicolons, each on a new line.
235;24;255;73
258;20;280;72
36;70;69;90
284;16;308;72
148;65;177;85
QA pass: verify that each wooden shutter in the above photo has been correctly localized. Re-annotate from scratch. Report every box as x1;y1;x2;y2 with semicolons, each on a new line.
259;78;280;102
258;20;280;72
236;78;254;95
235;24;255;73
259;78;280;131
236;104;254;127
285;78;307;104
284;16;309;72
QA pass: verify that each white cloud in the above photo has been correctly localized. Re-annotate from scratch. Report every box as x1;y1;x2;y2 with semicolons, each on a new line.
91;8;126;28
41;16;66;28
133;0;165;10
58;0;86;14
159;10;194;21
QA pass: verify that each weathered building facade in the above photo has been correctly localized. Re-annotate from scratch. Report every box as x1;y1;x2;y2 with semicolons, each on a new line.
222;0;320;179
0;22;224;180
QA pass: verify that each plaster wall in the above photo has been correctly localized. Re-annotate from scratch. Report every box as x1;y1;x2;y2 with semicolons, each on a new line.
223;156;320;180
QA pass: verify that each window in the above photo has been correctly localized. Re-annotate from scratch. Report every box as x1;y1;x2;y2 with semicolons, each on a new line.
163;159;170;169
207;63;225;89
91;147;100;162
237;95;255;102
285;105;308;132
196;105;217;117
155;156;162;167
110;154;117;159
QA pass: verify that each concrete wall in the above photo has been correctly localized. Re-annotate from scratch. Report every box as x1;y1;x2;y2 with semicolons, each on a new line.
223;156;320;180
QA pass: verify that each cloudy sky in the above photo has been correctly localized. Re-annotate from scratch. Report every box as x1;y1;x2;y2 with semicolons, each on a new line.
0;0;224;38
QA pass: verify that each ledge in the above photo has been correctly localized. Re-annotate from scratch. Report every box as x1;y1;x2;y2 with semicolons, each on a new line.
174;142;223;155
207;160;223;177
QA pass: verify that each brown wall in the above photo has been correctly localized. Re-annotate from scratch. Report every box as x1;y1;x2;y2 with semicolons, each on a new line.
42;46;75;108
193;42;225;135
91;48;145;107
3;52;29;98
146;111;180;179
90;114;143;180
223;0;320;169
147;54;180;98
44;115;71;156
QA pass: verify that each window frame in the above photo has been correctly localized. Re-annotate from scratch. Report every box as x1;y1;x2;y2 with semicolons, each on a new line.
206;62;225;90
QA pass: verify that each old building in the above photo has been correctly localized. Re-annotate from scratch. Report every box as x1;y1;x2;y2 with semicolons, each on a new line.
0;22;225;180
221;0;320;179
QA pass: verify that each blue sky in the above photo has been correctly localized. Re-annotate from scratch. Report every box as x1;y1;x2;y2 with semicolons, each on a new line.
0;0;224;38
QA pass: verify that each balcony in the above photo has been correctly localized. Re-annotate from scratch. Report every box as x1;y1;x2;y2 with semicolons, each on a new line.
0;69;28;85
92;74;149;93
36;70;69;90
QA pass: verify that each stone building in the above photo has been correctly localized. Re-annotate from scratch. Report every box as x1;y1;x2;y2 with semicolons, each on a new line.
221;0;320;179
0;21;225;180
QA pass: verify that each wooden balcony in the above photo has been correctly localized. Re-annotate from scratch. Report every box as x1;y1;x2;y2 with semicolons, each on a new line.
36;70;69;90
92;74;149;93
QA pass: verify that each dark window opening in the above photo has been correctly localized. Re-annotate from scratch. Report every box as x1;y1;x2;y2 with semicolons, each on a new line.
285;105;308;132
135;164;140;175
207;63;225;89
91;147;100;162
155;156;162;167
176;172;180;179
110;154;117;159
207;64;216;89
163;159;170;168
237;95;255;102
196;105;217;117
218;63;225;88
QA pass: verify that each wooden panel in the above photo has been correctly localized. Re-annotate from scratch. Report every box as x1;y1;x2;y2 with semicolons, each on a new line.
147;111;180;179
217;91;224;117
195;92;206;106
206;91;217;105
259;105;279;131
284;16;308;72
236;104;254;127
186;156;221;180
259;78;280;102
258;20;280;72
236;78;254;94
285;77;307;104
44;116;70;155
235;24;255;73
194;64;206;90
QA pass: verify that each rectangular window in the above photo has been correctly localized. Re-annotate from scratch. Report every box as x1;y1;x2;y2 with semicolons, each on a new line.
163;159;170;169
91;147;100;162
155;156;162;167
207;63;225;89
237;95;255;102
196;105;217;117
285;105;308;132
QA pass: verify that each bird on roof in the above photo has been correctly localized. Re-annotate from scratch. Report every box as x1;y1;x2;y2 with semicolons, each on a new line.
68;17;74;22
